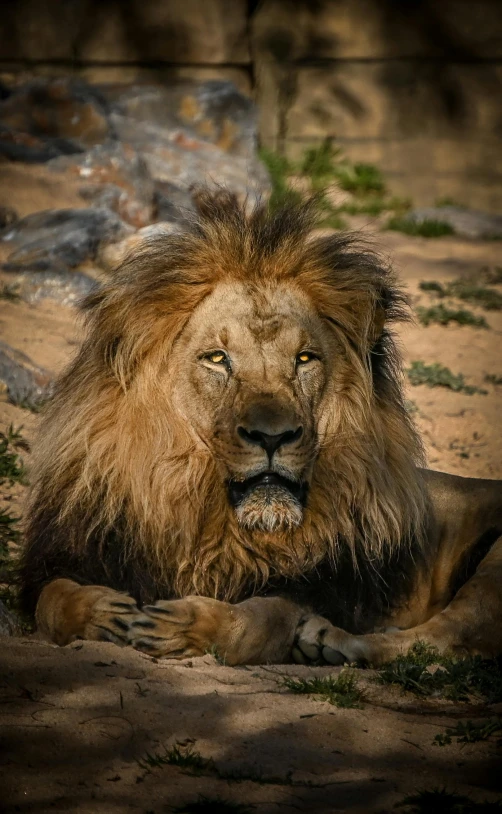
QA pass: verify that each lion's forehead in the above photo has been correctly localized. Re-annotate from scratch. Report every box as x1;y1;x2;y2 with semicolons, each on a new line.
184;282;325;351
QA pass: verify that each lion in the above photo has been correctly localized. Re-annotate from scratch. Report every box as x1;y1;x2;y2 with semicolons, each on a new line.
19;190;502;667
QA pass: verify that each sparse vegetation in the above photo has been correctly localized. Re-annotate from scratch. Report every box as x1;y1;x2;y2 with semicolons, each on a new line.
485;373;502;386
300;139;342;188
407;361;487;395
258;148;303;212
419;279;502;311
0;509;21;556
376;642;502;703
396;788;502;813
260;141;410;224
434;717;502;747
0;284;21;302
435;196;463;208
387;216;455;237
0;425;29;485
282;670;363;708
138;742;212;774
416;304;488;328
479;265;502;285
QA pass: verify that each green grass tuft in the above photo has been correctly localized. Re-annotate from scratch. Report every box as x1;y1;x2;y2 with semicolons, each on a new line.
407;361;487;395
434;717;502;747
258;148;303;212
333;162;385;195
419;279;502;311
138;743;212;774
300;139;342;188
484;373;502;386
0;425;29;485
0;284;21;302
174;797;251;814
479;265;502;285
396;788;502;813
376;642;502;703
0;509;21;557
387;217;454;237
282;670;363;708
416;304;488;329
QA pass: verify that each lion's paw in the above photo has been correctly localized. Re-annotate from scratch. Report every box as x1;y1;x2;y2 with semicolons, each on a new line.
128;596;227;659
83;590;152;647
293;615;368;666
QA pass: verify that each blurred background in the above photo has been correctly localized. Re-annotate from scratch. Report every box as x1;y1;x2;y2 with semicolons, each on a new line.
1;0;501;209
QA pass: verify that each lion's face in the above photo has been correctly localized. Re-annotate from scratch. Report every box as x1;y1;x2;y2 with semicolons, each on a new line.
169;281;337;532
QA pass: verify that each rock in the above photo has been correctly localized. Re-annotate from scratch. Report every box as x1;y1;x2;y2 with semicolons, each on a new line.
110;113;269;205
0;78;112;152
407;206;502;240
100;223;183;271
2;269;98;307
154;180;196;224
0;340;53;409
0;125;83;163
103;81;270;203
1;208;132;272
0;600;21;637
103;81;259;157
49;143;156;228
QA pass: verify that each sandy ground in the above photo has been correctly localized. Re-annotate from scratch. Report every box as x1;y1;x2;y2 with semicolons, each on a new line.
0;216;501;812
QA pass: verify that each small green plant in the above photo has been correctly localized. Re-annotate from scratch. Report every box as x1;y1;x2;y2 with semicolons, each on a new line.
376;642;502;703
0;509;21;557
416;304;488;329
259;147;303;212
300;139;342;188
333;162;385;195
0;425;29;485
435;196;463;207
419;280;502;311
0;284;21;302
282;670;363;708
434;717;502;747
138;742;212;775
485;373;502;385
479;265;502;285
174;797;251;814
397;788;502;813
387;217;454;237
407;362;487;395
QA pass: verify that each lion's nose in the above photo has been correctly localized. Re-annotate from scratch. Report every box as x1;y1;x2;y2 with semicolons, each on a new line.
237;426;303;458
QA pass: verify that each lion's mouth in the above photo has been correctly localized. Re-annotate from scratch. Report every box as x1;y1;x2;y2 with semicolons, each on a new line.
228;472;308;507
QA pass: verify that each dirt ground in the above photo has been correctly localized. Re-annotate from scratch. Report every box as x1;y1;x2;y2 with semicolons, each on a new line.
0;214;501;812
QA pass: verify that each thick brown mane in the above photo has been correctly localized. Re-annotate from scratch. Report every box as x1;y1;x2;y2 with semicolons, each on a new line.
21;191;427;617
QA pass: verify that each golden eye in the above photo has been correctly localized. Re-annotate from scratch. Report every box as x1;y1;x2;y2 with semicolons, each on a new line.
207;351;227;365
296;351;316;365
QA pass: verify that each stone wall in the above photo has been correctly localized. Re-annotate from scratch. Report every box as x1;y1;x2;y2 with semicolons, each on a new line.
1;0;501;211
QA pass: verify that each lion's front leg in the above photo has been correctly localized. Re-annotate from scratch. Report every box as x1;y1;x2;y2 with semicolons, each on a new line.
294;615;420;666
35;578;152;647
130;595;305;665
296;534;502;666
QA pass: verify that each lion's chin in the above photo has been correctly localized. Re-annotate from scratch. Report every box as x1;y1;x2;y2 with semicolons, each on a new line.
234;485;304;532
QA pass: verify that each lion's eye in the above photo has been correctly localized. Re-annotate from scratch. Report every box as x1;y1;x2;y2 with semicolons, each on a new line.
296;351;317;365
206;351;227;365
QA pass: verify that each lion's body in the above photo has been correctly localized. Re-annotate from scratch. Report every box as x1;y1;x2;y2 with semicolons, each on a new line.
20;192;502;665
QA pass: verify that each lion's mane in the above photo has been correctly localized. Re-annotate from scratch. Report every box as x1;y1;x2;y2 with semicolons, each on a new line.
21;191;427;617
